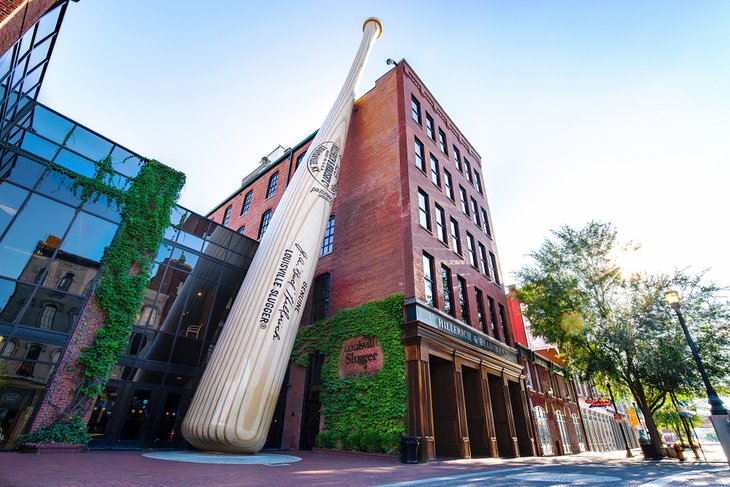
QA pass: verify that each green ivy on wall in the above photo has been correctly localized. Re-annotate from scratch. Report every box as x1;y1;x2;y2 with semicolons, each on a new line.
17;154;184;447
293;294;406;455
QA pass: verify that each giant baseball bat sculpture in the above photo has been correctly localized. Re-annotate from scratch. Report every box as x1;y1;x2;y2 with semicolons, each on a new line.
182;18;382;453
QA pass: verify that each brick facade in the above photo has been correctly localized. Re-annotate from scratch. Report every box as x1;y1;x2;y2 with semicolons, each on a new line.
0;0;57;56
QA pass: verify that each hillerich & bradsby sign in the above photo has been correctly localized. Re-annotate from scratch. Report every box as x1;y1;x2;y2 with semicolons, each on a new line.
338;336;384;378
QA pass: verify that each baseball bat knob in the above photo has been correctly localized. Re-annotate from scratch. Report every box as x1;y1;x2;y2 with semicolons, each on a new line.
363;17;383;38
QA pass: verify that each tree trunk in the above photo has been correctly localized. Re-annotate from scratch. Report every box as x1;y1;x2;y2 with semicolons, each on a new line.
633;382;663;459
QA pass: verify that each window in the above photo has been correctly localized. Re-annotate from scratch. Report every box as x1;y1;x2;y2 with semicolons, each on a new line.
449;217;461;254
475;287;486;332
414;137;425;172
466;232;477;268
573;413;586;452
411;96;421;124
556;410;572;454
533;363;542;392
470;197;480;227
534;406;553;456
417;189;431;231
457;275;469;324
425;113;434;140
57;272;74;291
441;265;454;317
429;154;440;187
320;215;335;256
434;204;447;244
443;169;454;200
474;171;483;194
423;253;436;307
490;251;501;285
488;295;498;336
499;303;510;344
464;158;473;183
478;242;489;277
438;128;447;155
241;191;253;214
296;152;306;168
481;208;492;237
222;205;232;226
453;146;462;172
39;305;56;330
258;209;272;239
237;225;245;234
266;171;279;198
459;186;469;215
312;273;331;323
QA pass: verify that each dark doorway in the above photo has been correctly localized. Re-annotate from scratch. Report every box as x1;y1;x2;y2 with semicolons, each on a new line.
429;356;459;458
300;353;324;449
508;380;532;456
487;374;514;458
461;366;490;456
263;364;290;450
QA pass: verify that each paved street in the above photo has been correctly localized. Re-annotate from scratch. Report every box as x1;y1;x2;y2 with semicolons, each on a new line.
0;446;727;487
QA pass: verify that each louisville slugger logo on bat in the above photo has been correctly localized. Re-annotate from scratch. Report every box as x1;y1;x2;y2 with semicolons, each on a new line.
181;18;382;453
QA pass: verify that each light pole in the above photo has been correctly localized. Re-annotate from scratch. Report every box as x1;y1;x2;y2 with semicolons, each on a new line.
605;382;633;457
664;290;730;465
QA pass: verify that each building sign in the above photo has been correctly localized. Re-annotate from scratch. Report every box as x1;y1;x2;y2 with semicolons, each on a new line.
627;408;640;426
613;413;623;424
585;398;611;408
339;336;383;378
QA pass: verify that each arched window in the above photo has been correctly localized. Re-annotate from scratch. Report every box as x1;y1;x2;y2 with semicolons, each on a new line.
266;172;279;198
258;210;272;239
39;305;57;330
534;406;553;455
241;191;253;214
296;152;306;168
57;272;74;291
556;409;572;453
222;205;232;226
237;225;245;235
137;306;159;327
311;273;331;324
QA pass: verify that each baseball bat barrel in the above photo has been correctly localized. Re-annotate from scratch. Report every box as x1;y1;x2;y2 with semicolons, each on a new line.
181;17;382;453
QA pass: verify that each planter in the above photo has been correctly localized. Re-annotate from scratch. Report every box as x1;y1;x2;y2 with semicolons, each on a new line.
21;442;87;454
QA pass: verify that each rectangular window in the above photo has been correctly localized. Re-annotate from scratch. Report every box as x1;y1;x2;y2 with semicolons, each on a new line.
533;363;542;392
479;242;489;278
418;189;431;231
312;273;331;323
474;171;483;194
499;303;510;344
459;186;469;216
449;217;461;254
241;191;253;214
475;287;486;332
490;251;501;285
443;169;454;200
222;205;232;226
411;96;421;124
414;137;425;172
429;154;440;187
463;158;473;183
481;207;492;238
438;128;447;155
453;146;462;172
470;197;481;227
467;232;477;268
426;113;434;140
457;275;469;324
488;295;498;336
320;215;335;256
434;204;447;243
423;252;436;307
441;265;454;317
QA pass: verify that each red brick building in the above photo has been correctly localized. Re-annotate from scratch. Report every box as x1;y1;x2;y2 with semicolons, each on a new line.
208;60;533;461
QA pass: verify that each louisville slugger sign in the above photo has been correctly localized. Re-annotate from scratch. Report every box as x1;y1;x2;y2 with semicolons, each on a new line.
182;18;382;453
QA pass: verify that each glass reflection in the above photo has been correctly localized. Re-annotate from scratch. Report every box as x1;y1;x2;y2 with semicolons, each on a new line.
108;146;141;178
18;287;85;333
64;126;112;162
1;153;46;188
0;183;28;236
0;278;33;322
27;106;73;144
53;149;95;178
82;194;122;223
36;169;82;206
61;212;118;264
0;194;74;282
18;132;59;162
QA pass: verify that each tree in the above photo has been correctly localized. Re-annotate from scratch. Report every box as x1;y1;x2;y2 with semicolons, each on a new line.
517;221;730;457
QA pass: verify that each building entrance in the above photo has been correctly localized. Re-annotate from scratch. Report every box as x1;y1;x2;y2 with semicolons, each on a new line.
487;374;514;457
508;380;533;456
461;366;490;456
428;355;459;458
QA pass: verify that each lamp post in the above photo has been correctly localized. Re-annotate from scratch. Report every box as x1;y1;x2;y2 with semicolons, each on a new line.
605;382;633;458
663;290;727;416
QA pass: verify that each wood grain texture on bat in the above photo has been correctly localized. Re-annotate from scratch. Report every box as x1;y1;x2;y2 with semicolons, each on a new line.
181;18;382;453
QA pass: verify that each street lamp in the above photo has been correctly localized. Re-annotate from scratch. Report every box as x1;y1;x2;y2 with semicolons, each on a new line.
663;290;727;416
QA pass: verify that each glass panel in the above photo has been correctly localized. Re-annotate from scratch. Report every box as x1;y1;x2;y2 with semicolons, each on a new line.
18;131;59;162
5;338;63;381
0;182;28;235
53;149;95;178
28;106;74;144
179;212;209;239
119;389;152;440
207;285;235;342
0;385;40;449
87;387;118;437
64;126;113;161
169;247;198;271
61;212;118;263
0;194;75;281
17;287;84;333
0;278;33;323
153;392;182;445
0;151;42;189
82;193;122;223
35;7;60;41
153;242;173;264
35;169;82;206
218;262;245;289
108;146;141;178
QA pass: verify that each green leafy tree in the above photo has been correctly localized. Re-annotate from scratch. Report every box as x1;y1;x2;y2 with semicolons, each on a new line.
517;221;730;457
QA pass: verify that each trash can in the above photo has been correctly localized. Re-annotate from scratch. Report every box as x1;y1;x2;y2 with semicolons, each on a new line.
639;440;662;460
400;436;420;464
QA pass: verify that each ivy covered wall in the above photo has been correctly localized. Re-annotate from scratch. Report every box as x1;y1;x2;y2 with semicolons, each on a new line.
293;294;406;454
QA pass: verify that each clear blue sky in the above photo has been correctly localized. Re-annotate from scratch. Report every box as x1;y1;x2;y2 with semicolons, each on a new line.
40;0;730;290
